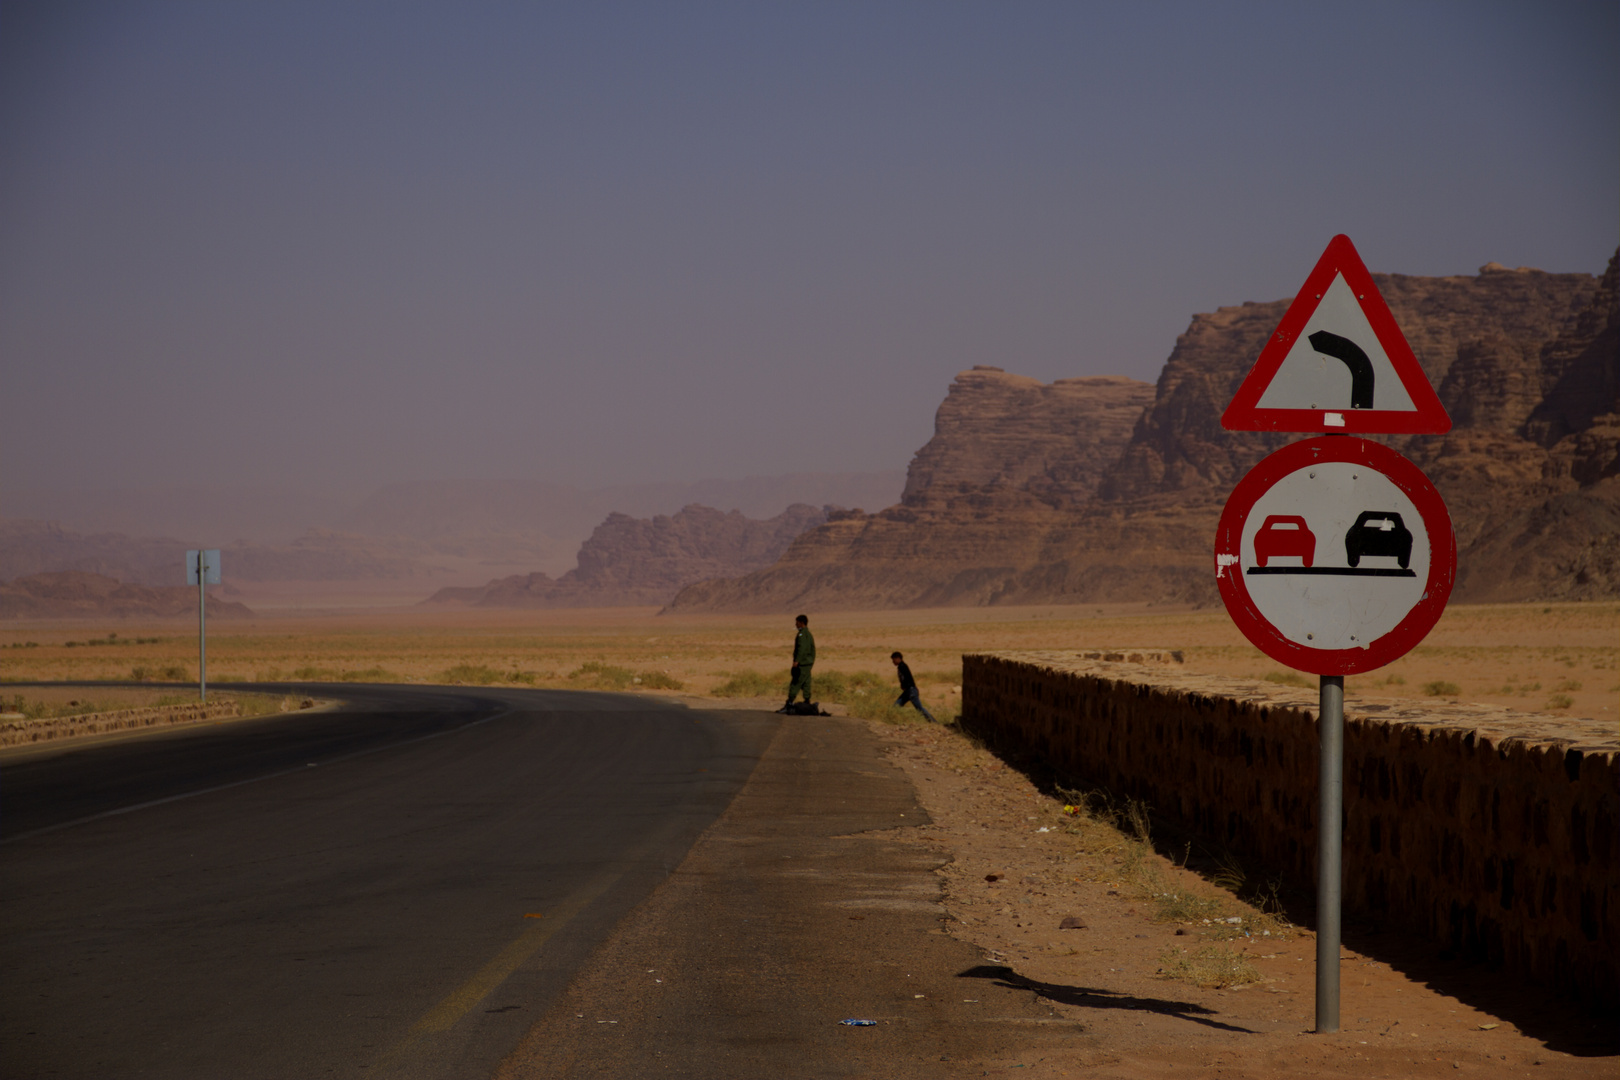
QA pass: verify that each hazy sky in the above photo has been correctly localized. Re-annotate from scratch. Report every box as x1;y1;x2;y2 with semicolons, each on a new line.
3;1;1616;498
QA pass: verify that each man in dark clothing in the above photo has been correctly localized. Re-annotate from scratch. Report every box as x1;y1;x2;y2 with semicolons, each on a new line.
782;614;816;711
891;651;936;722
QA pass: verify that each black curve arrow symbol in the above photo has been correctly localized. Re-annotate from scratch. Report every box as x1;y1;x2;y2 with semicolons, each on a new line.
1308;330;1374;409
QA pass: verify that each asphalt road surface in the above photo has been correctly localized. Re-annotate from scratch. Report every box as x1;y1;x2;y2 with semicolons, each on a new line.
0;686;779;1079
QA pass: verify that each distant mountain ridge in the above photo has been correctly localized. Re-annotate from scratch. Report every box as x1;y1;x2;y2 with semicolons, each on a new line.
0;571;254;619
670;248;1618;612
424;504;828;608
0;469;906;590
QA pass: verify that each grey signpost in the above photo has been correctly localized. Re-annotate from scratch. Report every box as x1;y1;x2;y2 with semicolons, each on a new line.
186;550;221;701
1214;235;1455;1035
1315;674;1344;1029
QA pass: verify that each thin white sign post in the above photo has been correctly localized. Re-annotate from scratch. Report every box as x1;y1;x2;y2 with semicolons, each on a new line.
186;550;221;702
1217;235;1454;1035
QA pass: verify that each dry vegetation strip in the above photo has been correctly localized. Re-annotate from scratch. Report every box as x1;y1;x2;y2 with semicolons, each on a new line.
0;602;1612;721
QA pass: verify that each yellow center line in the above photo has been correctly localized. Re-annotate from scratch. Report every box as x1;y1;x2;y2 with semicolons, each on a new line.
373;815;694;1069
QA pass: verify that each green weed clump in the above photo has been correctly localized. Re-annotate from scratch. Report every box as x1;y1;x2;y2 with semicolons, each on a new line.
438;664;506;685
711;670;784;698
131;664;190;682
1423;680;1461;697
634;671;684;690
1545;694;1574;710
567;661;635;690
1156;944;1263;989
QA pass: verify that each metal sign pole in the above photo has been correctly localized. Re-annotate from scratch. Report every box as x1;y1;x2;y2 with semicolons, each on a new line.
1316;674;1344;1032
198;552;207;703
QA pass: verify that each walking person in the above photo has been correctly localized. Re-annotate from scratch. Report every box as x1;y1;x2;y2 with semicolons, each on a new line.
780;614;816;712
891;651;936;722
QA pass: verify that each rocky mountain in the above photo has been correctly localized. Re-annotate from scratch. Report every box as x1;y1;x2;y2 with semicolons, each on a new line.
0;571;255;619
424;503;828;608
670;249;1616;612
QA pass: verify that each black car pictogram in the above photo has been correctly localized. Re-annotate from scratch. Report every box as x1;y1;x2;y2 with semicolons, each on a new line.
1344;511;1413;569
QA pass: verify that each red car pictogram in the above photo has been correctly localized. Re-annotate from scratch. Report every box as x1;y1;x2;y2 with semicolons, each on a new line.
1253;515;1316;568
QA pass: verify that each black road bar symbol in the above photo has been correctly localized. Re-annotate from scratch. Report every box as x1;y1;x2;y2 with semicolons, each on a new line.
1309;330;1374;409
1247;566;1415;577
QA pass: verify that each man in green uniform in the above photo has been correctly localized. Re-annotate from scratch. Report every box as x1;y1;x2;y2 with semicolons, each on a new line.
782;614;815;711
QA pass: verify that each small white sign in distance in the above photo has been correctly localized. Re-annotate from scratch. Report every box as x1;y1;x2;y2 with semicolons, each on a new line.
186;549;221;585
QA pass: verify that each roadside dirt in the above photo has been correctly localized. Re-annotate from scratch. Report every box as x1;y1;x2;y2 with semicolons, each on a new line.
873;718;1618;1077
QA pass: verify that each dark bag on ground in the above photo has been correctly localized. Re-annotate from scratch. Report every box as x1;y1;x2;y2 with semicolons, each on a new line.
784;701;829;716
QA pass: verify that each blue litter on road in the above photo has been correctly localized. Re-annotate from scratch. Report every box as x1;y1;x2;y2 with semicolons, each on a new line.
840;1019;878;1026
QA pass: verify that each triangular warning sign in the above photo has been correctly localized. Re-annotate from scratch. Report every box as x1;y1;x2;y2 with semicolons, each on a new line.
1222;235;1452;434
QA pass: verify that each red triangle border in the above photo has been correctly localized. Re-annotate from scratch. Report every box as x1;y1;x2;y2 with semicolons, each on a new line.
1221;235;1452;434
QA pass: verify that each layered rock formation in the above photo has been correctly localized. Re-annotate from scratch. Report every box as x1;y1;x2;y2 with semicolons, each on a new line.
671;249;1617;612
670;373;1156;610
424;503;827;608
0;571;255;619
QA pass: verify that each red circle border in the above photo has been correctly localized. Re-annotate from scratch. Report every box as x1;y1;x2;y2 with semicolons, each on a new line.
1214;437;1456;676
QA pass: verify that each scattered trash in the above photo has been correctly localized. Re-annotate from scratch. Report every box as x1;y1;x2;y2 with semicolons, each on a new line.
840;1019;878;1027
984;873;1003;882
1061;805;1081;816
1479;1023;1499;1030
523;913;544;919
1226;916;1242;924
914;994;925;999
1036;826;1051;833
1059;916;1087;930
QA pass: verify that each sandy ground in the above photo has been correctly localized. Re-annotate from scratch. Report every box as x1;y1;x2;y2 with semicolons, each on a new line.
0;601;1613;721
860;716;1618;1077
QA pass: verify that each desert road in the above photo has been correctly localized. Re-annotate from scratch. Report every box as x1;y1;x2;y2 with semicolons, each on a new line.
0;686;780;1079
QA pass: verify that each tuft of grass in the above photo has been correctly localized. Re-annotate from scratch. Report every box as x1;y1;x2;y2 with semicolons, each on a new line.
1153;888;1224;923
1156;944;1263;989
1262;670;1312;688
438;664;505;685
1554;679;1583;692
1545;694;1575;710
1422;680;1461;697
634;671;684;690
711;669;785;698
567;661;635;690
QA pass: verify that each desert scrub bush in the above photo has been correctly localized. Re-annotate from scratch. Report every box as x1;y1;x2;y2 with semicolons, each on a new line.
633;671;684;690
567;661;635;690
1156;944;1262;989
1423;680;1461;696
1262;670;1312;688
338;666;401;683
1545;694;1574;710
438;664;505;685
711;670;784;698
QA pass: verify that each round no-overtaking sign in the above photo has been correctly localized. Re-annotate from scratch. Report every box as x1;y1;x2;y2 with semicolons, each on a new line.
1213;437;1456;676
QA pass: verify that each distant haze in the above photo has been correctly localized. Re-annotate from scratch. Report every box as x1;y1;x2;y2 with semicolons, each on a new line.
2;3;1615;526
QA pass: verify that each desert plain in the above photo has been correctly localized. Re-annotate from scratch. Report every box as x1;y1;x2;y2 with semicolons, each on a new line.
2;600;1614;1076
1;599;1613;724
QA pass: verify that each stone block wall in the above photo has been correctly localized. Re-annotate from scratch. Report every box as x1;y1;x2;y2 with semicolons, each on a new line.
962;650;1618;1008
0;700;243;747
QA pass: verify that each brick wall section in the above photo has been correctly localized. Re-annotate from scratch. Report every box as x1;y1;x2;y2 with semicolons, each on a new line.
962;650;1618;1008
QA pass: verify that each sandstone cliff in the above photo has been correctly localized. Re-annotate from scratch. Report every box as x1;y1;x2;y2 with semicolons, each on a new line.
670;249;1616;612
424;503;827;608
0;571;255;619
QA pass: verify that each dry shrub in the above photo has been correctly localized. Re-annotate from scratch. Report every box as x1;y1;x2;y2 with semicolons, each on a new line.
1156;944;1262;989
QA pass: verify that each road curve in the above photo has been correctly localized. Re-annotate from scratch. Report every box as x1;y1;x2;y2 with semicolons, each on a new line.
0;684;779;1079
